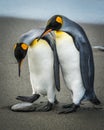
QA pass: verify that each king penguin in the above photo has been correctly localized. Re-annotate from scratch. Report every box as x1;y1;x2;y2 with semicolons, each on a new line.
38;15;101;113
14;29;60;111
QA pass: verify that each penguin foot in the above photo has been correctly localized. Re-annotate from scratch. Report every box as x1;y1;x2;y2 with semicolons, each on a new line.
58;103;79;114
37;101;53;112
62;103;74;108
54;99;59;104
16;94;40;103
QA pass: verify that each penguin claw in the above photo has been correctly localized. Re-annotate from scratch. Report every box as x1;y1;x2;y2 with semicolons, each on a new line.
58;103;79;114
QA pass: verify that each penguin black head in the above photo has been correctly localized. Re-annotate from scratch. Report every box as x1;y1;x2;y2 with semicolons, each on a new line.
38;15;63;40
46;15;63;31
14;43;28;77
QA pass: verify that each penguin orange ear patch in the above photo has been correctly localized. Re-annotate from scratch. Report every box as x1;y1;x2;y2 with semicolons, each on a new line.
56;16;63;24
21;43;28;50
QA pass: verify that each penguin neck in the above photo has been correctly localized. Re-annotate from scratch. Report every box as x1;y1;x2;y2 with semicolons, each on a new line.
60;15;90;49
19;29;44;45
60;15;84;38
60;16;74;33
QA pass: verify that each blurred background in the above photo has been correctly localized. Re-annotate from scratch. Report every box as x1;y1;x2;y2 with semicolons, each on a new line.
0;0;104;23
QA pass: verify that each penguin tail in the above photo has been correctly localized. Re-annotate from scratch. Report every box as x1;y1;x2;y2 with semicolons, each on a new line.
90;96;101;105
84;91;101;105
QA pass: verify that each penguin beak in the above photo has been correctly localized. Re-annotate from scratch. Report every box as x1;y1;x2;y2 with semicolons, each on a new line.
38;29;52;41
18;60;23;77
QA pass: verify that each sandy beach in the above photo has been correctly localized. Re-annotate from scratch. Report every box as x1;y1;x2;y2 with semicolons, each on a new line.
0;17;104;130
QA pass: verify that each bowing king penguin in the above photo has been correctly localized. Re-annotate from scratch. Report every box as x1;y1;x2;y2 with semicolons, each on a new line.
38;15;101;113
14;29;60;111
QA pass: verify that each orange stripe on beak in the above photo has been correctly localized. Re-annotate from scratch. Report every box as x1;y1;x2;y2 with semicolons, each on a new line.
41;29;52;37
38;29;52;41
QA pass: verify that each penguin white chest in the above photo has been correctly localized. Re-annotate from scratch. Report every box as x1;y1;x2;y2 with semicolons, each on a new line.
55;31;83;89
27;39;54;96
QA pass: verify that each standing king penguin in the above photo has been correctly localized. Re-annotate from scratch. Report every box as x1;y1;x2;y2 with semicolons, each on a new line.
38;15;101;113
14;29;60;111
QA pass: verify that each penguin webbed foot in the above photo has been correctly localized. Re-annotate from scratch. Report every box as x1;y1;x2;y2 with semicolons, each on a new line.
58;103;80;114
54;98;59;104
16;94;40;103
62;103;75;108
37;101;53;112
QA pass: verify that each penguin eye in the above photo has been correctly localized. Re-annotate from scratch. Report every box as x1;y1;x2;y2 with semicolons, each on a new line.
56;16;63;24
21;43;28;50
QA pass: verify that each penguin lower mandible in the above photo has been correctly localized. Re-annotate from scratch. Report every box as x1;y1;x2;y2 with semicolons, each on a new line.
38;15;101;113
14;29;60;111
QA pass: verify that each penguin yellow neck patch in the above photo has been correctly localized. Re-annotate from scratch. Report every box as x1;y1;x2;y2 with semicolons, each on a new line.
56;16;63;24
55;31;73;43
55;31;66;38
21;43;28;50
30;39;48;47
30;39;38;47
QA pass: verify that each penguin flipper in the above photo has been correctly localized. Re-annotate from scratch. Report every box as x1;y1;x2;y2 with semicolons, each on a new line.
80;47;94;94
43;33;60;91
75;39;100;104
53;43;60;91
75;40;94;95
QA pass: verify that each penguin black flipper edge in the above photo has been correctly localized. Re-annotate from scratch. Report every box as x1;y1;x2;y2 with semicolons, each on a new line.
53;42;60;91
43;33;60;91
75;39;100;104
76;39;94;93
